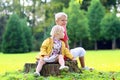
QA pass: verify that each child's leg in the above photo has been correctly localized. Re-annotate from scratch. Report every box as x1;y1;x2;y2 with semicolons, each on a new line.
70;47;86;68
79;56;85;68
58;55;69;70
58;54;65;66
70;47;93;70
35;59;46;73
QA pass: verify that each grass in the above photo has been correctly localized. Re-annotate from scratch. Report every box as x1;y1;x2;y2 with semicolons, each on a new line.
0;50;120;80
0;52;37;74
0;50;120;74
1;70;120;80
85;50;120;72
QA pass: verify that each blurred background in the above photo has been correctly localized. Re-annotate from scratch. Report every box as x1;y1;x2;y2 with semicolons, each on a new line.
0;0;120;53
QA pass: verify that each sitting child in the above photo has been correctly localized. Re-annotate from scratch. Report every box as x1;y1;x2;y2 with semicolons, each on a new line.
34;25;75;76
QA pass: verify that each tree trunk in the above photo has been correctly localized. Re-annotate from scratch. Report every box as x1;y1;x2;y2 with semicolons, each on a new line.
112;38;116;49
94;40;97;50
24;61;81;76
79;39;82;47
73;41;77;48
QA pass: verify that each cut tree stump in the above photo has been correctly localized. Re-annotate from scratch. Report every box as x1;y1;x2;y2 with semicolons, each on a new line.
24;60;81;76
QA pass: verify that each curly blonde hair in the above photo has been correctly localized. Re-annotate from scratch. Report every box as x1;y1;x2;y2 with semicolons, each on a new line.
50;25;64;37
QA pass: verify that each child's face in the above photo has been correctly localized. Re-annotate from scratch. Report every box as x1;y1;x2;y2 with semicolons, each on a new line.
59;30;64;39
56;15;67;27
55;28;64;39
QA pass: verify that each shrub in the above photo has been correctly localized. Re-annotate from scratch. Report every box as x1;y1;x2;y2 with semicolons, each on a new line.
2;14;29;53
20;19;33;52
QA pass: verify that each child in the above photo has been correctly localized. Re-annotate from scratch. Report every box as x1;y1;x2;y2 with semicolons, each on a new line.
55;12;92;70
34;25;75;76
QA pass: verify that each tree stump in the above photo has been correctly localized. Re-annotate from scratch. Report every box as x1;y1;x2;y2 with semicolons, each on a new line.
24;60;81;76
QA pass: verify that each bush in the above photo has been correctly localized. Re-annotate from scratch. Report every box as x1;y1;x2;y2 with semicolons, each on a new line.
2;14;32;53
20;19;33;52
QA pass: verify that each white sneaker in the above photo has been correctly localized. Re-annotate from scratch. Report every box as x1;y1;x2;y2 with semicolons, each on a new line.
59;66;69;71
82;66;94;71
34;72;40;77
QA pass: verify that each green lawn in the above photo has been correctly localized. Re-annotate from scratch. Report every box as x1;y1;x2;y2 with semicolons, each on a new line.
85;50;120;72
0;52;37;74
0;50;120;74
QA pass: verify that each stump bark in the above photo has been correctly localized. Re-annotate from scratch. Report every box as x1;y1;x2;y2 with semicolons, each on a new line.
24;60;81;76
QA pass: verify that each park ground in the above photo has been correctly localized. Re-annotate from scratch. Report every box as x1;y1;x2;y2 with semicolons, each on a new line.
0;50;120;79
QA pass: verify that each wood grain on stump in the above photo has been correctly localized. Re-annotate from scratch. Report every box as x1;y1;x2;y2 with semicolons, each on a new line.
24;60;81;76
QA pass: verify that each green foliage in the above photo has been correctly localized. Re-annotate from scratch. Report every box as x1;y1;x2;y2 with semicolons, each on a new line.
0;71;120;80
32;32;44;51
87;0;105;41
100;0;117;11
100;13;120;40
80;0;118;12
52;0;71;8
20;19;33;52
80;0;91;11
2;14;32;53
43;24;54;39
63;0;89;47
100;13;120;49
0;16;8;51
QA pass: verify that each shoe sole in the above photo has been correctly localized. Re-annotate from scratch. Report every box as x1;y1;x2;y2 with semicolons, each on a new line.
59;67;69;72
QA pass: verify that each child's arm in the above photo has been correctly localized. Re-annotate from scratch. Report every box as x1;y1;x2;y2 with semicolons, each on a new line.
36;38;50;59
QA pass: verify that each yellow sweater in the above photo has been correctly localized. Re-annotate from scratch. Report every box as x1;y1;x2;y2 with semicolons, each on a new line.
36;38;73;60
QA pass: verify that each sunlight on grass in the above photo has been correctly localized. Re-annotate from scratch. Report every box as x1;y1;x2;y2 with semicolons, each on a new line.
0;52;37;74
0;50;120;74
85;50;120;72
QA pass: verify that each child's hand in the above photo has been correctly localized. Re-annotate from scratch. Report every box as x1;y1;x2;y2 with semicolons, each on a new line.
44;56;49;58
72;57;76;61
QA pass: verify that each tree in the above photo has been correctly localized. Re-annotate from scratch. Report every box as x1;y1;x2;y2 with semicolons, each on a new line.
100;0;117;12
80;0;120;13
87;0;105;50
80;0;91;11
2;14;28;53
52;0;71;8
20;18;33;52
0;16;8;51
100;13;120;49
64;0;89;48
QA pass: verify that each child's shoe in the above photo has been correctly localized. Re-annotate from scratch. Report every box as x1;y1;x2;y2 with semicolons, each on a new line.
34;72;40;77
59;65;69;71
82;66;94;71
